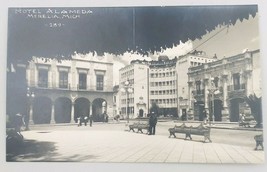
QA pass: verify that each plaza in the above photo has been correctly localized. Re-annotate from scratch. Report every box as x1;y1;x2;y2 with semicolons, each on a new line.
6;120;264;163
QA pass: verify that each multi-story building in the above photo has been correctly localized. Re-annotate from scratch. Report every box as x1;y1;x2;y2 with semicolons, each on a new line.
187;49;261;122
24;53;113;124
118;52;216;118
149;56;179;117
119;60;149;119
177;51;217;119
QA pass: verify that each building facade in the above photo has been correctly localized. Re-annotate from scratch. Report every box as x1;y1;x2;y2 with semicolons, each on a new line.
119;61;149;119
187;50;261;122
25;53;113;124
149;56;179;117
177;51;217;119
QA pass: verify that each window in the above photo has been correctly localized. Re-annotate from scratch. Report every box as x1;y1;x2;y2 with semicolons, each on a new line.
213;77;219;88
38;69;48;88
196;81;201;94
233;73;240;90
96;75;104;90
79;73;87;90
59;71;68;88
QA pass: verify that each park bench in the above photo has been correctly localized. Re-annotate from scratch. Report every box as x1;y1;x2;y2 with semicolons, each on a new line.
254;134;264;150
129;122;149;133
168;123;212;143
239;116;255;127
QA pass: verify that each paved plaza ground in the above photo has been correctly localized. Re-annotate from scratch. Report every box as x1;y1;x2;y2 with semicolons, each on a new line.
6;121;265;164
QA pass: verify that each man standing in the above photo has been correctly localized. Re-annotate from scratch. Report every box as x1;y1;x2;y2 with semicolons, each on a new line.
89;114;93;127
148;111;158;135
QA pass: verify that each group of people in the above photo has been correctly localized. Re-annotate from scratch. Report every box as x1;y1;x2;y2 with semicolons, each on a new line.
77;114;93;127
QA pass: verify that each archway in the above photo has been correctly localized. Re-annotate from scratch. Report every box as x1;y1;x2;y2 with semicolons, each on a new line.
194;101;204;121
55;97;72;123
92;98;107;122
32;97;52;124
229;98;245;122
74;97;90;122
214;99;223;121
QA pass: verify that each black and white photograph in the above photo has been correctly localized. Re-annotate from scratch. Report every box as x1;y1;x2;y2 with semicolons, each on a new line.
2;0;267;171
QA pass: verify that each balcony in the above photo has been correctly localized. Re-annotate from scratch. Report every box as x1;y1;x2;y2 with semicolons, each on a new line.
28;81;113;92
227;84;247;99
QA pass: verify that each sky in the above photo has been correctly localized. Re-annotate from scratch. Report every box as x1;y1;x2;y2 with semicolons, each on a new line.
112;13;260;85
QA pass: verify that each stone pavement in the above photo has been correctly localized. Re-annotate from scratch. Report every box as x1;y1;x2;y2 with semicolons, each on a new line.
8;128;264;163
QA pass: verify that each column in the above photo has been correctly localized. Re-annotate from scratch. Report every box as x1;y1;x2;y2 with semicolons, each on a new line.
50;102;55;124
89;102;93;115
204;79;209;109
223;77;228;108
188;82;193;109
222;76;229;121
71;102;75;123
246;71;253;95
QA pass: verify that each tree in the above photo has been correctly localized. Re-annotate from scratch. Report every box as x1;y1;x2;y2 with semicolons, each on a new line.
244;94;262;128
149;102;160;117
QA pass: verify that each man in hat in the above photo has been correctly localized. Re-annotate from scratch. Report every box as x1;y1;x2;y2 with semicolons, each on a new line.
148;111;158;135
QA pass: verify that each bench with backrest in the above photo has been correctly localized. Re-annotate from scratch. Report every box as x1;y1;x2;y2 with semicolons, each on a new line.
168;123;212;143
239;115;255;127
129;122;149;133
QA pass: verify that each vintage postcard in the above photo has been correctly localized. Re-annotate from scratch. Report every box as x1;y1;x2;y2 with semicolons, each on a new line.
4;3;265;169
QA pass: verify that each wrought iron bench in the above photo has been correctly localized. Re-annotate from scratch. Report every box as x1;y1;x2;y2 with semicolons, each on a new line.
168;123;212;143
239;116;255;127
129;122;149;133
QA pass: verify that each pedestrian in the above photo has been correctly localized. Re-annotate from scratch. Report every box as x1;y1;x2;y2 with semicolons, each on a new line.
78;114;85;127
14;112;25;137
148;111;158;135
105;114;109;123
84;115;88;126
89;114;93;127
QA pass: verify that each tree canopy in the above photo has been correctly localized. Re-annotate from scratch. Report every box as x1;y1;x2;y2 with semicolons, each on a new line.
7;5;257;65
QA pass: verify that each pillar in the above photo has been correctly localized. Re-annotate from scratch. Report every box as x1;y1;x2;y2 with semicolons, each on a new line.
71;102;75;123
221;75;229;121
204;79;209;109
50;102;55;124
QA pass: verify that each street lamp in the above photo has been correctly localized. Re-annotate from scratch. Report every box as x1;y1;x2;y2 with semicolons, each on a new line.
26;87;35;130
121;79;133;124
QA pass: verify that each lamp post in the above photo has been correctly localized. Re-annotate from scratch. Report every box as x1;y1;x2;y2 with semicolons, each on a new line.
26;87;35;130
121;79;133;124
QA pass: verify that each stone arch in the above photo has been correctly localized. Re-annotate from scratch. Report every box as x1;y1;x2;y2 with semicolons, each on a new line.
92;98;107;122
229;98;245;122
55;97;72;123
74;97;90;122
33;96;52;124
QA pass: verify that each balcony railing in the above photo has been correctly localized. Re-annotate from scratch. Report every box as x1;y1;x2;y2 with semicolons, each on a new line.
227;84;247;99
29;81;113;92
192;89;205;96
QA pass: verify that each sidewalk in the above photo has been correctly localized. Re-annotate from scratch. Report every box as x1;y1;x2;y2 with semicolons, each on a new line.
7;129;264;163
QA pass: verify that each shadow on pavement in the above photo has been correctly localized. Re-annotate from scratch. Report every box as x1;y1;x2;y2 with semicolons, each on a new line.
6;139;57;162
6;139;99;162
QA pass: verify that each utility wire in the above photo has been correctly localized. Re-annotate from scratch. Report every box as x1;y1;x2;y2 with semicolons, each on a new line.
189;25;229;54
